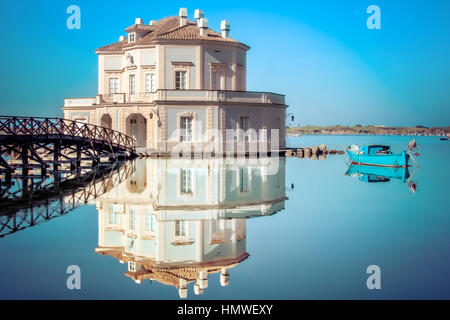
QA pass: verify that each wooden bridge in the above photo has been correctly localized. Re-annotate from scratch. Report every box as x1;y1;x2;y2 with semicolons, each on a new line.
0;116;137;183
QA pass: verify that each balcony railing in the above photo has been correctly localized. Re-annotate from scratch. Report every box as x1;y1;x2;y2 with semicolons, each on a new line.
154;90;286;105
64;90;286;107
63;97;96;107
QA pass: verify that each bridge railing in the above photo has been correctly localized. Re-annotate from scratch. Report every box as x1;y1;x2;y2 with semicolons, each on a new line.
0;116;136;153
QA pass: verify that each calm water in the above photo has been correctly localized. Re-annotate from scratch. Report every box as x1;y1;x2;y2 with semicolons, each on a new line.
0;136;449;299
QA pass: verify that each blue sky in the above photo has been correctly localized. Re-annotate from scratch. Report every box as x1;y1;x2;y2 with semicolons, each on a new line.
0;0;448;126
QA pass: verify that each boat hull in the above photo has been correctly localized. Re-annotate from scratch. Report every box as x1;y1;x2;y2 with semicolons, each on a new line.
346;150;409;168
346;164;410;183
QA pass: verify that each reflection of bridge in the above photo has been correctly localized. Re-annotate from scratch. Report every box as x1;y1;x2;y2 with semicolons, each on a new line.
0;116;137;184
0;161;134;238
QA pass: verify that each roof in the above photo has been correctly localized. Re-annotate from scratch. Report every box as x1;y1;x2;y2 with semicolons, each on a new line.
96;16;248;53
124;24;156;33
96;247;249;288
127;253;250;287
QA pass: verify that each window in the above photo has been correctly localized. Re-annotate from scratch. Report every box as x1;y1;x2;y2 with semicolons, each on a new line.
129;74;135;95
126;237;135;252
128;261;136;272
237;67;245;91
212;71;222;90
239;167;249;192
129;207;135;230
240;116;249;142
260;126;268;142
145;73;156;94
240;117;249;132
211;219;225;234
175;71;187;90
129;33;135;43
108;205;119;224
180;116;193;142
210;219;226;243
180;169;193;194
145;212;156;232
175;221;188;237
109;78;119;98
109;211;115;224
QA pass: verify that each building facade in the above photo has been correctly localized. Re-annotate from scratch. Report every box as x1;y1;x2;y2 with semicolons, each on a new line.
62;8;287;154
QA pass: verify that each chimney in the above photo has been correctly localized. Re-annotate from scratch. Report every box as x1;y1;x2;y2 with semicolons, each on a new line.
199;18;208;36
194;283;204;295
194;9;204;25
119;35;126;41
149;20;158;26
220;268;230;287
179;8;188;26
221;20;230;38
135;18;144;25
178;278;187;299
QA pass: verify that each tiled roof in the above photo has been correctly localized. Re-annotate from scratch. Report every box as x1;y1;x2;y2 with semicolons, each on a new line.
124;24;156;33
128;253;250;287
96;16;247;53
96;247;249;288
95;39;128;52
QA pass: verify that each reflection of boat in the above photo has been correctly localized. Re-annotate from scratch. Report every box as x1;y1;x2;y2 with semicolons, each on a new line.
346;145;409;168
346;164;410;183
94;157;286;298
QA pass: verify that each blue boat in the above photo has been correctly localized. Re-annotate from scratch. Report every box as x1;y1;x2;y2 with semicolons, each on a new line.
345;164;410;183
346;145;410;168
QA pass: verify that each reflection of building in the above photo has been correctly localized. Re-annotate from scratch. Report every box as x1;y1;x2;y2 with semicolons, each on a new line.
95;158;286;298
62;8;286;153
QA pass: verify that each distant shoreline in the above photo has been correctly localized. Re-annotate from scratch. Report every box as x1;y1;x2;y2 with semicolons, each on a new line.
286;125;449;137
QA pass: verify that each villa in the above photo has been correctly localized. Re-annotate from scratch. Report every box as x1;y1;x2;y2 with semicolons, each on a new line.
62;8;287;154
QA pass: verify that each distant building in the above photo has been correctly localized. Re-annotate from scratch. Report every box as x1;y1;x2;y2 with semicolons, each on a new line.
62;8;287;154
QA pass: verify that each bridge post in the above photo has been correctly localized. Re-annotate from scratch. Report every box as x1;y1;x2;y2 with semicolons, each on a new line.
21;144;29;199
53;140;60;190
5;170;11;183
21;144;29;177
0;145;13;183
76;143;81;181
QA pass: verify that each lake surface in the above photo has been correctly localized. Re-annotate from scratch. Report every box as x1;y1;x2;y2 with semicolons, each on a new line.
0;135;449;300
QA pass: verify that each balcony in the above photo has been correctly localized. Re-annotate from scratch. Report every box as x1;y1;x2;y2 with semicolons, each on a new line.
153;90;286;105
63;97;96;107
64;90;286;107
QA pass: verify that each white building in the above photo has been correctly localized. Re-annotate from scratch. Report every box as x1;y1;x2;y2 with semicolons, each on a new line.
62;8;287;154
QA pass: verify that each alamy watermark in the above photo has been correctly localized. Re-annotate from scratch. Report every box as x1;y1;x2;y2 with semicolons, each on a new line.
366;265;381;290
165;127;282;176
66;5;81;30
66;265;81;290
366;5;381;30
